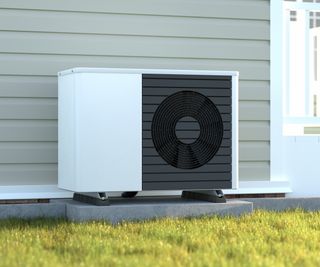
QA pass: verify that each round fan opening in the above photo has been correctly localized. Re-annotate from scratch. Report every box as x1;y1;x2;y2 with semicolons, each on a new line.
151;90;224;169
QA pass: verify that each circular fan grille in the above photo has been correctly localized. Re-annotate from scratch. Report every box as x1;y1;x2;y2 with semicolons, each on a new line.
151;90;224;169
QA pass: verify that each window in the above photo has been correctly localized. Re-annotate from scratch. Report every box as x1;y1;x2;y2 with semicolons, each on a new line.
283;0;320;135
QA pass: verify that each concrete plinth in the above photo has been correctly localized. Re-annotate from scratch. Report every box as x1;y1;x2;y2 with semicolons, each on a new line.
1;197;320;223
244;197;320;211
65;197;253;224
0;202;65;219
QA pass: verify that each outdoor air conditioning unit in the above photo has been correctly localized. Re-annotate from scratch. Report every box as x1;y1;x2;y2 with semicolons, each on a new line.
58;68;238;205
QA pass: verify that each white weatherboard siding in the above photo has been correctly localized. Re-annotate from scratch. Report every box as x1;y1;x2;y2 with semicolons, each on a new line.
0;0;270;197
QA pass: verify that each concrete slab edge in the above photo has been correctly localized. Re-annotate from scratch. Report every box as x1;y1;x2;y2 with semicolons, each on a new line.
0;198;319;222
0;202;66;220
66;200;253;224
243;197;320;211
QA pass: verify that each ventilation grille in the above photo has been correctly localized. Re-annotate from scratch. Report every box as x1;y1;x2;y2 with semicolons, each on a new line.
142;74;232;190
151;91;224;169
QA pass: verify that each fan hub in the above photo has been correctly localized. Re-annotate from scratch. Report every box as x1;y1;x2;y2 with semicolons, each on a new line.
175;116;200;144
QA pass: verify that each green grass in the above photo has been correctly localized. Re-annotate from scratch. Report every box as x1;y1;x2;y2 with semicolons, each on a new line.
0;209;320;267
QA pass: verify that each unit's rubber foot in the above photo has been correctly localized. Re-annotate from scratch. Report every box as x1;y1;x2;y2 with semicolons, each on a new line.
73;193;110;206
181;190;226;203
121;191;138;198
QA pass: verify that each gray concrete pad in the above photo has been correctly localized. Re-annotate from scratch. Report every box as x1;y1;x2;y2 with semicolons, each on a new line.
0;202;66;219
243;197;320;211
65;197;253;224
2;197;320;222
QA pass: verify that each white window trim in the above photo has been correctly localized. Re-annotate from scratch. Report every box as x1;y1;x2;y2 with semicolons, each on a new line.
283;1;320;128
284;1;320;11
271;0;288;183
270;0;320;187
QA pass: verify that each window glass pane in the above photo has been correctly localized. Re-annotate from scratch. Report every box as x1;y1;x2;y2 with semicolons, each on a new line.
286;9;307;117
290;10;297;21
286;9;320;118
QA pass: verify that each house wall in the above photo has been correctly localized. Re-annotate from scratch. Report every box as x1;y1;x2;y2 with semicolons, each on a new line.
0;0;270;195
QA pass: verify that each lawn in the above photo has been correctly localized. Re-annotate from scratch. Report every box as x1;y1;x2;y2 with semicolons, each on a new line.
0;209;319;267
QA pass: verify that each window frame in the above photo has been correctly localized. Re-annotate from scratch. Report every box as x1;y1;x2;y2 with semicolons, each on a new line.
282;1;320;134
270;0;320;182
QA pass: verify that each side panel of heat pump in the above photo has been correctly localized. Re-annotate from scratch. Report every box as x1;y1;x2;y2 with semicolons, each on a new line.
58;73;76;190
59;72;142;192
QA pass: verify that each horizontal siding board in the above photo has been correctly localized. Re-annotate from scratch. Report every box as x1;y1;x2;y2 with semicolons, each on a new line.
0;76;57;98
0;0;270;20
240;101;270;121
239;141;269;161
239;161;270;181
0;163;57;186
0;10;270;40
0;32;270;60
239;80;270;100
0;54;270;80
0;120;57;141
239;121;270;141
0;142;57;163
0;98;57;119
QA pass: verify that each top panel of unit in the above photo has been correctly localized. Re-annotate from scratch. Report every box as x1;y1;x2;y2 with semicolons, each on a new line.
58;68;239;77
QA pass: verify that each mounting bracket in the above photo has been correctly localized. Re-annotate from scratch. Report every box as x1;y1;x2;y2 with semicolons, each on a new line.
73;192;110;206
181;190;226;203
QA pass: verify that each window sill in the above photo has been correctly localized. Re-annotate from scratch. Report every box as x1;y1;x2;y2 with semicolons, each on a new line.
283;117;320;135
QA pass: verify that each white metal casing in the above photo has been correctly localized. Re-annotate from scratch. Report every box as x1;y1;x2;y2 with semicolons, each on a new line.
58;68;239;192
58;71;142;192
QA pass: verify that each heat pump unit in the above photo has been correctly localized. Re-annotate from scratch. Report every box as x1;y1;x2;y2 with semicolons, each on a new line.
58;68;238;204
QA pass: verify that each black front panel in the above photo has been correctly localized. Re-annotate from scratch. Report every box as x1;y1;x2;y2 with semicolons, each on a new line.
142;74;232;190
